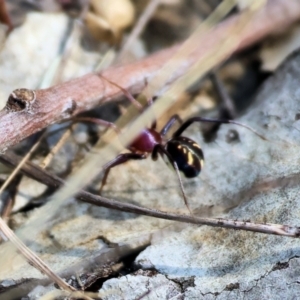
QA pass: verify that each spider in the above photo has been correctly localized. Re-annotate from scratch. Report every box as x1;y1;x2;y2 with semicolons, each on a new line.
98;77;265;214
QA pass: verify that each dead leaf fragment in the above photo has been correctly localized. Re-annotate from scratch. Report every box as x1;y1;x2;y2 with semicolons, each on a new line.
260;24;300;71
86;0;135;43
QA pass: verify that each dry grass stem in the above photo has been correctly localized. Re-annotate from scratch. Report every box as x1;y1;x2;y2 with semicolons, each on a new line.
116;0;162;63
0;218;75;292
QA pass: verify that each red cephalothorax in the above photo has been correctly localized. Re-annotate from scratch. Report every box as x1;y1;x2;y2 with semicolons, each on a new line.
129;128;162;153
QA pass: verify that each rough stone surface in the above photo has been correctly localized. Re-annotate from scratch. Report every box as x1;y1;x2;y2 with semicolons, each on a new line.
98;51;300;298
0;12;101;109
101;271;182;300
0;13;68;108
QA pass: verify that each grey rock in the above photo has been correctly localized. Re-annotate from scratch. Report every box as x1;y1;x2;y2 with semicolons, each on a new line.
99;51;300;299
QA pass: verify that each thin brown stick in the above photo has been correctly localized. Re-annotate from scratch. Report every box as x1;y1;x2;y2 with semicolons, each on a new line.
0;0;299;152
1;151;300;238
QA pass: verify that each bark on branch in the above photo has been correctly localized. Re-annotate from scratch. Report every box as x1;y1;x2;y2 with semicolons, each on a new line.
0;0;300;152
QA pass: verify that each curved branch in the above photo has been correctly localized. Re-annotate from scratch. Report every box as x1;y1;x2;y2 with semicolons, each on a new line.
0;0;300;152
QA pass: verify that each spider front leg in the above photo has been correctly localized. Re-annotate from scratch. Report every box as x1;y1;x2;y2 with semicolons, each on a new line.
152;144;193;216
99;75;144;111
99;153;147;193
172;116;266;140
160;114;183;137
70;117;120;134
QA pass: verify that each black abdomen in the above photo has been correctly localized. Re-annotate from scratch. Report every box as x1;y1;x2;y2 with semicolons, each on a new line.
166;136;204;178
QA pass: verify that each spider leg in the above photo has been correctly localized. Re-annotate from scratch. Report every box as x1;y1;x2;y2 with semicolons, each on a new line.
100;74;159;130
100;153;147;193
151;119;157;130
151;144;159;160
160;114;183;137
153;144;193;216
99;74;143;111
70;117;120;134
173;116;266;140
210;71;237;118
146;98;158;130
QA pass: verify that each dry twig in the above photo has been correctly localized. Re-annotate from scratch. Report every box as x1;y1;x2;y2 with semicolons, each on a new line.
1;151;299;238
